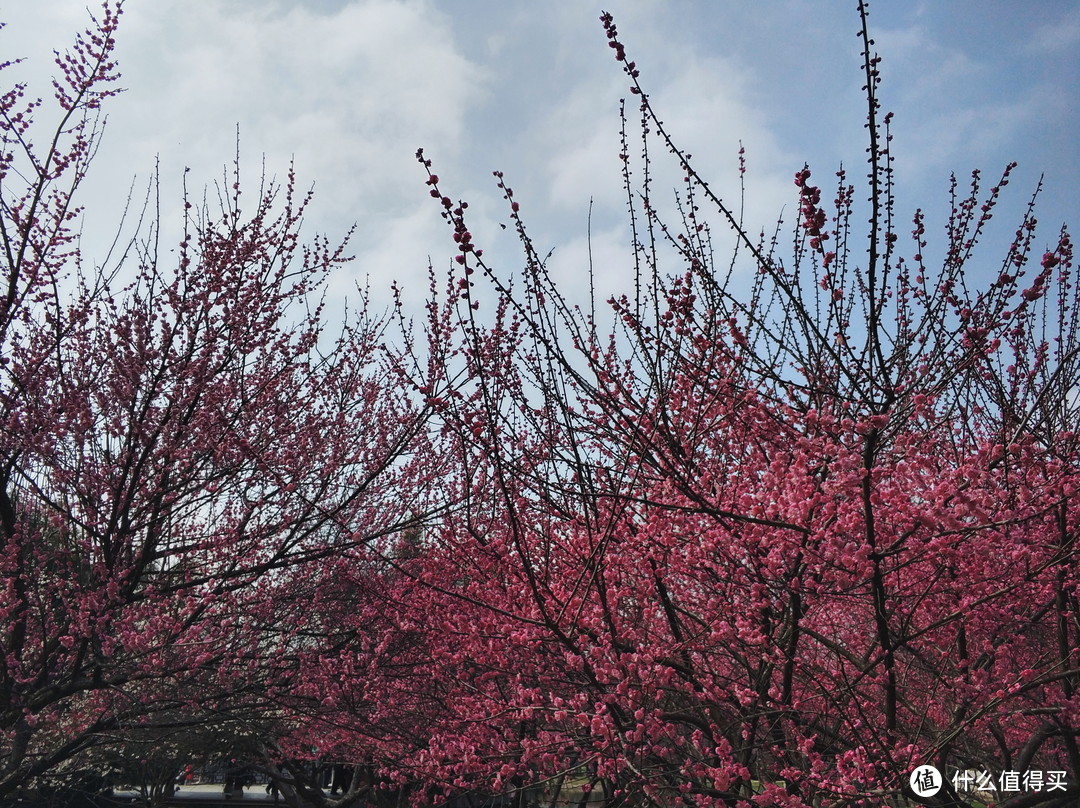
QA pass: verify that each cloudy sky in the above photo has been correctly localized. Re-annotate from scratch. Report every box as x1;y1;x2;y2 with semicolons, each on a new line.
3;0;1078;319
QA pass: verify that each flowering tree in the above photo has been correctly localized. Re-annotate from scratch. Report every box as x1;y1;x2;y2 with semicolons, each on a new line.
0;4;435;798
356;4;1079;807
3;4;1075;808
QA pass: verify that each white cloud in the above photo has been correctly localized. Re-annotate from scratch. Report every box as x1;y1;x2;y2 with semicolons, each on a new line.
2;0;490;311
0;0;1073;322
1027;6;1080;54
111;1;487;205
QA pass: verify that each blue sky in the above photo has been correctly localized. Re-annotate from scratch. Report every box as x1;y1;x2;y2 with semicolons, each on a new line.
3;0;1077;318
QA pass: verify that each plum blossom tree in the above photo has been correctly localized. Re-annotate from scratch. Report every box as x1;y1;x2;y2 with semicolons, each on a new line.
0;4;436;798
2;3;1076;808
344;4;1078;807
